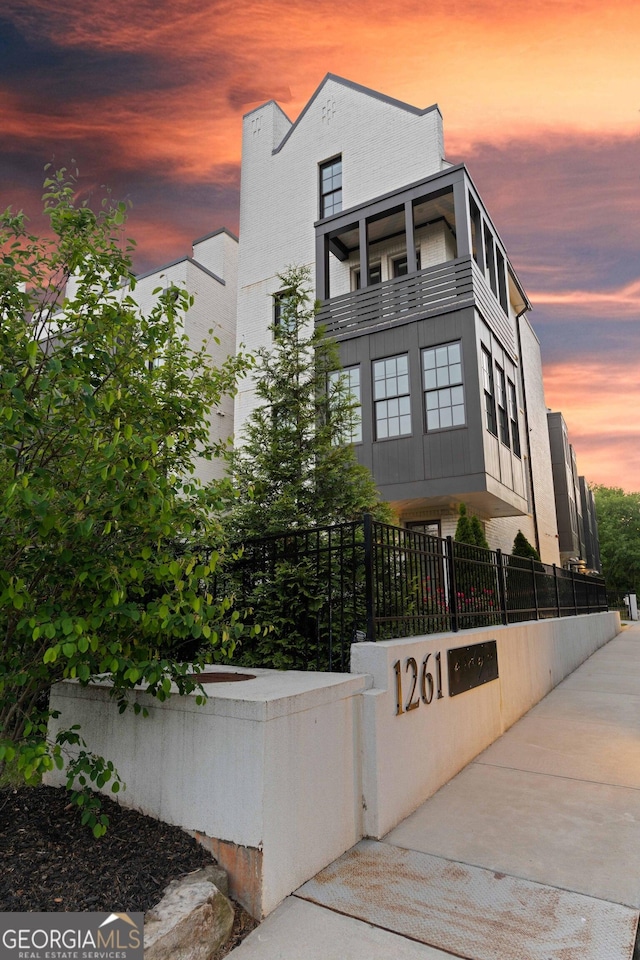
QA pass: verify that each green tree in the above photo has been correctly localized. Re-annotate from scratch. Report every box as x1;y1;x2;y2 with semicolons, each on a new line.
470;514;489;550
222;265;391;670
454;503;488;548
512;530;541;562
226;265;390;537
592;485;640;600
454;503;474;545
0;167;253;822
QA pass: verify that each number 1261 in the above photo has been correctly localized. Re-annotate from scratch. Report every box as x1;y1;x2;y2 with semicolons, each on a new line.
393;653;444;716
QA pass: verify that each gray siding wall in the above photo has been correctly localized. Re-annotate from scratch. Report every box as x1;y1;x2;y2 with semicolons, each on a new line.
337;304;526;510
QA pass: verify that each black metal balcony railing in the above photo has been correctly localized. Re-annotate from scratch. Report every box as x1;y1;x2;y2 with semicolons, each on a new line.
316;256;516;355
217;518;608;672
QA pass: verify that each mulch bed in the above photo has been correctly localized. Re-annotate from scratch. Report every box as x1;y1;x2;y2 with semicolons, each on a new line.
0;784;258;952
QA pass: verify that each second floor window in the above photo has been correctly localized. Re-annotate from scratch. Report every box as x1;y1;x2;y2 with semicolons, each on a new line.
373;354;411;439
496;364;510;447
482;347;498;437
508;379;521;458
328;366;362;444
423;342;465;431
320;156;342;218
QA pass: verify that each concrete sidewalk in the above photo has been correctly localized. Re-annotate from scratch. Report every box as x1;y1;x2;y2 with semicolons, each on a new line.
229;623;640;959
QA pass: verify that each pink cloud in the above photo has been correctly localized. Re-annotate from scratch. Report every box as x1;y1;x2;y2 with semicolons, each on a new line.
544;359;640;490
531;280;640;317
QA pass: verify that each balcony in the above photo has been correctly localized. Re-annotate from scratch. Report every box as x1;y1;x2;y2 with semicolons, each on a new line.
316;255;516;357
314;166;529;360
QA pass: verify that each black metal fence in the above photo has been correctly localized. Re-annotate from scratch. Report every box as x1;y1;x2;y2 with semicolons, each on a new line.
218;516;608;671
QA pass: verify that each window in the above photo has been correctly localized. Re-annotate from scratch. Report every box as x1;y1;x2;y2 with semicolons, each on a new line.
354;263;381;288
482;348;497;436
496;249;508;314
373;354;411;439
328;366;362;443
423;342;465;431
524;455;533;511
469;196;483;268
320;156;342;218
496;364;509;446
406;519;441;538
483;224;497;295
273;290;295;334
393;251;421;277
508;379;521;457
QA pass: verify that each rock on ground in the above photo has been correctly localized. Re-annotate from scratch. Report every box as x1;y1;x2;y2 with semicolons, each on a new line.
145;868;235;960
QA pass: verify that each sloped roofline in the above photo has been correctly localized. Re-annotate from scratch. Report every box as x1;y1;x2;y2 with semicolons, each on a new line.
243;74;441;156
192;226;239;246
136;256;225;286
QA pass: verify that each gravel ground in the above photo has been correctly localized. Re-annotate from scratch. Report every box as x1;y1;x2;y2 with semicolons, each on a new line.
0;784;257;954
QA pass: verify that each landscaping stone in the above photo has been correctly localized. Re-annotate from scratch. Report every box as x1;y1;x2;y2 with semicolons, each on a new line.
165;864;230;899
144;870;234;960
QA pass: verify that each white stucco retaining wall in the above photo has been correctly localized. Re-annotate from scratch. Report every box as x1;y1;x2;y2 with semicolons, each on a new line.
351;611;620;838
47;667;368;917
47;612;619;917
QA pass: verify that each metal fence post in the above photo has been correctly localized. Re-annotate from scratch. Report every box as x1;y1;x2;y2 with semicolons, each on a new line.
553;563;560;617
446;536;459;632
496;548;508;625
363;513;376;641
531;557;539;619
571;568;578;616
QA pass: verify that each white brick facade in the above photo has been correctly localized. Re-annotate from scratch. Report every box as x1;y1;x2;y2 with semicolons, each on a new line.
236;75;446;423
133;228;238;485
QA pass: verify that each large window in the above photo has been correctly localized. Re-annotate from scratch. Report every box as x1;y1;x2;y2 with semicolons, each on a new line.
482;347;497;437
328;366;362;444
423;342;465;431
320;156;342;218
373;354;411;439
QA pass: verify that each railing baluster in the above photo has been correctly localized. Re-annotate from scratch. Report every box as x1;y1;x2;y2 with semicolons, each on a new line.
363;513;375;641
446;536;459;632
531;557;539;620
496;549;508;625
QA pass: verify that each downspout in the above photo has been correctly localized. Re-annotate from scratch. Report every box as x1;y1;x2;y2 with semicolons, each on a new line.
515;307;541;557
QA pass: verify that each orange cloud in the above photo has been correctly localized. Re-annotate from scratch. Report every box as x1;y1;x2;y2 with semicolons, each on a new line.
6;0;640;152
531;280;640;317
544;359;640;490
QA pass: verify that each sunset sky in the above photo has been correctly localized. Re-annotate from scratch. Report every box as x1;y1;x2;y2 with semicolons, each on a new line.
2;0;639;490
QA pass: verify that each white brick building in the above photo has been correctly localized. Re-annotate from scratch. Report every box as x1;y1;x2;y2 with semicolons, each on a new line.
233;75;561;563
133;228;238;485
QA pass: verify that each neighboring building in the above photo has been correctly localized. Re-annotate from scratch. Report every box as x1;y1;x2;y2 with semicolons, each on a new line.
234;74;560;563
132;228;238;485
546;410;600;570
580;476;601;573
